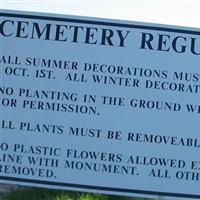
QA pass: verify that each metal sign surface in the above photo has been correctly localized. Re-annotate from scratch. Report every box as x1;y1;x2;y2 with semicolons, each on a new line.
0;9;200;199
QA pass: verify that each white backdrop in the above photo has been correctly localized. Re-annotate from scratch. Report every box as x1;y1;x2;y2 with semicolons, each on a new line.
1;0;200;28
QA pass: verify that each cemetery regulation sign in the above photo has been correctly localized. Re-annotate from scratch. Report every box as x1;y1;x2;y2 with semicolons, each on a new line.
0;9;200;199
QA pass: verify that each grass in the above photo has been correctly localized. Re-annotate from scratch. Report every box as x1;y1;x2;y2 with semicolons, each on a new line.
0;188;154;200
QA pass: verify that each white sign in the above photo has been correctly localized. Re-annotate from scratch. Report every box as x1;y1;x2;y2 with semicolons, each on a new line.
1;9;200;199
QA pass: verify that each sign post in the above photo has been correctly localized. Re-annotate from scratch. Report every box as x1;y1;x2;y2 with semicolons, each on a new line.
1;9;200;199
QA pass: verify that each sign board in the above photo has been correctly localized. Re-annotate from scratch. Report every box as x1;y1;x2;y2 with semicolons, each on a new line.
1;9;200;199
